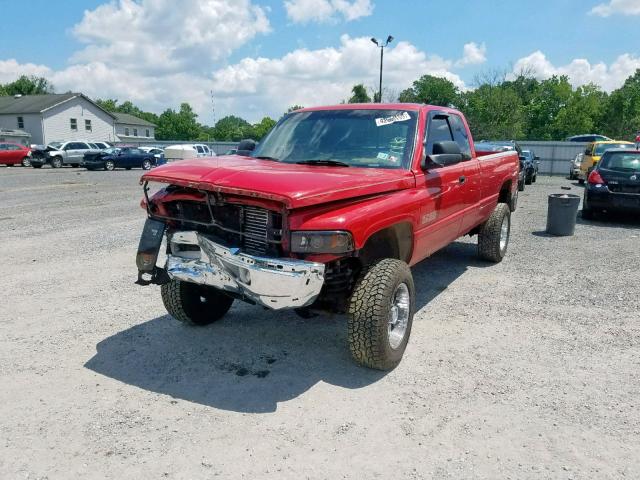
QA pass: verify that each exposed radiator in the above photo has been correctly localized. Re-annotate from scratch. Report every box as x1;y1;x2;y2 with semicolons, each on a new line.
243;206;269;255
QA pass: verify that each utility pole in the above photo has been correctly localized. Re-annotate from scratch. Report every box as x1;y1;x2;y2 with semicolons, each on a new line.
371;35;394;103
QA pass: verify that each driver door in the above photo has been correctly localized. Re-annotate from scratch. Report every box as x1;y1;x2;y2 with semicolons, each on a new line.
413;111;469;261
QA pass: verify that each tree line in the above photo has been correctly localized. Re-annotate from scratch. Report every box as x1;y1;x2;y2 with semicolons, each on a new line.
348;69;640;141
3;70;640;142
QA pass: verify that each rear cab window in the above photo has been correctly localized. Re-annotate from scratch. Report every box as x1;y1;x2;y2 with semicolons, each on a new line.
600;152;640;171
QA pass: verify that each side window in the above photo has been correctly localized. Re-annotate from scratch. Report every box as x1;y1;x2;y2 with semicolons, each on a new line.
585;144;593;155
424;114;453;155
124;127;130;136
17;116;24;129
78;143;90;150
85;119;92;132
449;114;472;159
130;148;142;155
70;118;77;131
196;146;204;154
145;129;150;137
0;144;7;150
133;128;138;137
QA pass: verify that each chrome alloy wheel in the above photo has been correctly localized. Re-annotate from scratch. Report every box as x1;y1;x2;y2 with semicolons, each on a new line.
388;282;411;350
499;213;510;252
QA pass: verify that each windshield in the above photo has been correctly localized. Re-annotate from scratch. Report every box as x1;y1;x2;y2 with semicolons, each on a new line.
594;143;633;155
252;109;418;169
48;142;62;150
600;152;640;171
104;148;120;155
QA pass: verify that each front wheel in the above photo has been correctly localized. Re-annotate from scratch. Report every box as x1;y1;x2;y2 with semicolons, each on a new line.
21;157;32;167
161;279;234;326
348;258;415;371
104;160;115;171
51;156;63;168
142;159;152;170
478;203;511;263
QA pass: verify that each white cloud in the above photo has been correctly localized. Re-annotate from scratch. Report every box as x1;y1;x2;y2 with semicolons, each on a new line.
211;35;466;117
590;0;640;16
0;59;52;84
511;50;640;91
456;42;487;67
71;0;270;73
284;0;373;23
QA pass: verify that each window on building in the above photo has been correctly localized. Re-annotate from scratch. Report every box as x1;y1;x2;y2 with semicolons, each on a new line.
145;129;150;137
17;116;24;129
70;118;78;131
124;127;130;136
85;119;92;132
133;128;138;137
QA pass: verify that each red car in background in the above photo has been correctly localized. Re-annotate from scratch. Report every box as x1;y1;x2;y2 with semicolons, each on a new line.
0;142;32;166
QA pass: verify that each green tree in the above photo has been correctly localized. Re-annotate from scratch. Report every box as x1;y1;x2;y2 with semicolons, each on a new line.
398;75;459;107
461;83;525;140
348;84;371;103
1;75;54;96
600;69;640;140
252;117;277;140
155;103;201;140
550;84;607;139
212;115;253;141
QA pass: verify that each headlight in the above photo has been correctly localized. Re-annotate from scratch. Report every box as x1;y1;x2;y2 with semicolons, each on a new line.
290;231;354;254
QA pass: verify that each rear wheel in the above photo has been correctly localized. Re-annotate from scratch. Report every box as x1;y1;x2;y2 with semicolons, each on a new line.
51;156;63;168
142;159;152;170
104;160;115;171
21;157;31;167
532;172;537;183
478;203;511;263
161;279;234;326
525;172;533;185
518;178;525;191
348;258;415;371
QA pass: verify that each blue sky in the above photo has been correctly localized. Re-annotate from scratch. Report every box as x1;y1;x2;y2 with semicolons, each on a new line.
1;0;639;122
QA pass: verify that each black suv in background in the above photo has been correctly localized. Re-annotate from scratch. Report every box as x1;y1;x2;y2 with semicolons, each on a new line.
477;140;527;191
521;149;540;184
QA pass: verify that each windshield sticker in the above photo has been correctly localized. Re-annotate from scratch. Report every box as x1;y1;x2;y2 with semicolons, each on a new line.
375;112;411;127
377;152;390;160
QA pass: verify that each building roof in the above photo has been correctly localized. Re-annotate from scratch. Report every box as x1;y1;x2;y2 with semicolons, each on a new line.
113;112;156;127
0;93;117;119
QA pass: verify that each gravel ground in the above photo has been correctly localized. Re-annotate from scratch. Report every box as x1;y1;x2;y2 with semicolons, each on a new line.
1;166;639;480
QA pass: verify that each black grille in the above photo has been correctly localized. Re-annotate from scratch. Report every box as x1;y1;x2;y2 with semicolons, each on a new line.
159;198;281;256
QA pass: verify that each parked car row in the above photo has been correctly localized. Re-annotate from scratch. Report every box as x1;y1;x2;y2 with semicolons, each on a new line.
475;140;540;193
83;147;164;171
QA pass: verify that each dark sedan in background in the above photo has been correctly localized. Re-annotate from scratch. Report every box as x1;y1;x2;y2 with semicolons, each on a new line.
583;149;640;219
521;149;540;184
83;147;158;171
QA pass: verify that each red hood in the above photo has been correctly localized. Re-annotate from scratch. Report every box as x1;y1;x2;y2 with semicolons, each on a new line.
142;156;415;209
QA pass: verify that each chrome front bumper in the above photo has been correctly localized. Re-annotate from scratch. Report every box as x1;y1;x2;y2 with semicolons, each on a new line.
166;231;325;310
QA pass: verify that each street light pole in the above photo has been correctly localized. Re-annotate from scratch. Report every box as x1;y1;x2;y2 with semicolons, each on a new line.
371;35;394;103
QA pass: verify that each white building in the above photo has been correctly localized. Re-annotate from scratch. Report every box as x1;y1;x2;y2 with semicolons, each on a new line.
113;112;156;143
0;93;117;145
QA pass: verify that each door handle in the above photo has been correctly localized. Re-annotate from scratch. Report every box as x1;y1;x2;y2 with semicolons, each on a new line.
459;176;466;184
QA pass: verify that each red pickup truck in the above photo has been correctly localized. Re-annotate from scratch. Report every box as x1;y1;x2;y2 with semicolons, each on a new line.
136;104;519;370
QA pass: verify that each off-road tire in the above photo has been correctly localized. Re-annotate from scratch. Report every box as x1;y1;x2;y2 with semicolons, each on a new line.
348;258;415;371
51;156;63;168
21;157;31;167
161;279;233;326
478;203;511;263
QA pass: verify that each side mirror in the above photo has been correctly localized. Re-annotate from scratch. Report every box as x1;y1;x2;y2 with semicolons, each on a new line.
237;139;257;156
421;141;463;169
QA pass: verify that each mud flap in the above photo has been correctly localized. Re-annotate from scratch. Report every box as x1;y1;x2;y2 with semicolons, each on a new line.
135;218;168;285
